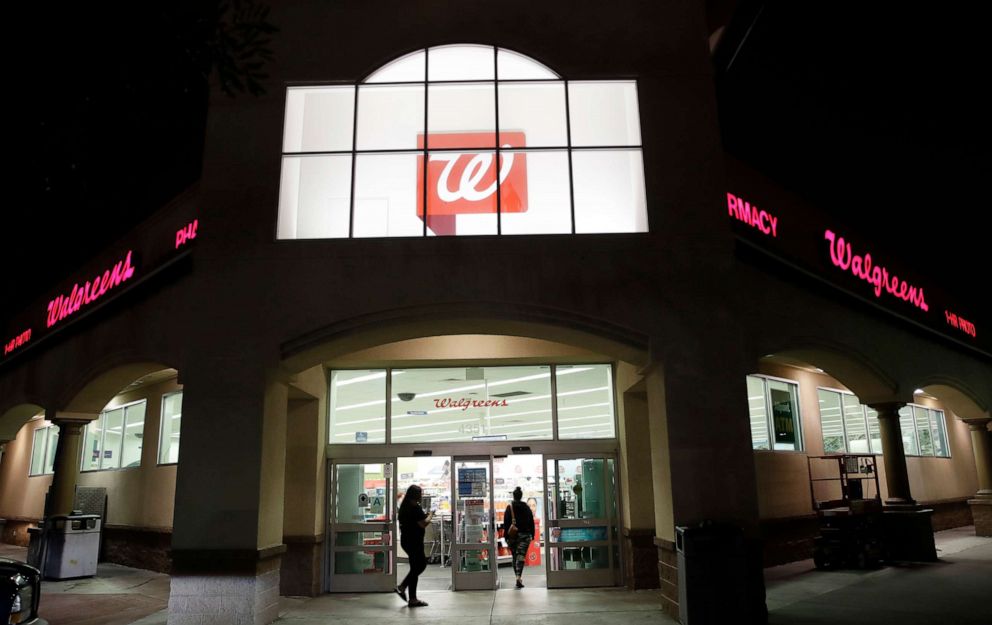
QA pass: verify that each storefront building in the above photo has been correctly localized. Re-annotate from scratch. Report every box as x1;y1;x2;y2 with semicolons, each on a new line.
1;3;990;625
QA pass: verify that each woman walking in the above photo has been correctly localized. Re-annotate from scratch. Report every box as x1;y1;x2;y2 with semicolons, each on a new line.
396;485;433;607
502;487;535;588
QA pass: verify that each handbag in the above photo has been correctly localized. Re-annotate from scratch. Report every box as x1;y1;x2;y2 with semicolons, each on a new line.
507;503;519;540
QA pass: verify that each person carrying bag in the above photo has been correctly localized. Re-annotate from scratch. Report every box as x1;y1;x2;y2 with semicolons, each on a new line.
502;487;535;588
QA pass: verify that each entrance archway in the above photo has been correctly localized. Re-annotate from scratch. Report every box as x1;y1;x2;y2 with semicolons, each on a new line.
276;310;656;596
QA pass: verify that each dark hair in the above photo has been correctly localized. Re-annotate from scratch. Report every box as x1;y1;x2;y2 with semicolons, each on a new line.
513;487;523;501
400;484;423;510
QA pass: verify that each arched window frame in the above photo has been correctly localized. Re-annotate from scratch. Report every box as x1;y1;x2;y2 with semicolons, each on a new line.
278;44;647;239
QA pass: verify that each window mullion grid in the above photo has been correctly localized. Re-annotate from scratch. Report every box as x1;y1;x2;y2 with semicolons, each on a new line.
860;404;870;455
838;392;850;453
422;48;429;237
912;406;926;457
563;79;576;233
857;403;867;454
794;383;803;451
385;368;393;444
124;404;136;464
494;46;502;235
763;379;774;451
120;406;130;466
348;84;359;238
99;411;108;470
550;364;560;440
159;395;167;464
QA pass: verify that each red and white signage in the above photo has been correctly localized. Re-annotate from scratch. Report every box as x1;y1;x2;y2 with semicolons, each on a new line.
417;132;528;235
727;192;778;237
46;250;137;328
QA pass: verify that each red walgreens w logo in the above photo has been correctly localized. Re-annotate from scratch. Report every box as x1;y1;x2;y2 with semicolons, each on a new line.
416;132;528;235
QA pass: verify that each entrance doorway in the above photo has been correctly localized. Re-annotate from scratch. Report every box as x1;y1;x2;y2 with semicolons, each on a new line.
396;456;453;591
545;455;620;587
326;450;615;592
326;460;396;592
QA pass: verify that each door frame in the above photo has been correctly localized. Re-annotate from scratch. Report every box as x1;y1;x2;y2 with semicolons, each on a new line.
450;455;498;590
543;452;622;588
323;442;624;592
324;458;397;592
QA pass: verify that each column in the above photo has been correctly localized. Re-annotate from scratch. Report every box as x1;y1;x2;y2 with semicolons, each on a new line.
167;362;289;625
46;412;99;516
871;403;915;507
963;418;992;536
280;367;327;596
872;402;936;561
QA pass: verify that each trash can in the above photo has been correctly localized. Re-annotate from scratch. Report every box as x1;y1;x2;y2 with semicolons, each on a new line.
676;523;747;625
41;514;102;579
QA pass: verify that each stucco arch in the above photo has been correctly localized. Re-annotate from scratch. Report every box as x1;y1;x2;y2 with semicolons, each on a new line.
914;377;990;421
0;402;46;441
280;302;650;375
754;337;902;404
60;352;180;414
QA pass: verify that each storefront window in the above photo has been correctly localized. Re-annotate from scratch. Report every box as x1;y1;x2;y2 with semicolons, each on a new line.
328;364;617;444
914;406;934;456
29;424;59;476
278;45;647;239
818;388;949;458
865;406;882;454
746;375;802;451
159;391;183;464
817;390;844;453
81;400;147;471
390;366;553;443
842;394;869;453
898;406;918;456
930;409;949;457
556;364;615;439
329;370;387;444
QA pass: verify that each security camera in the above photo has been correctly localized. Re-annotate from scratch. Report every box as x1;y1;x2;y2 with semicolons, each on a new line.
398;392;416;402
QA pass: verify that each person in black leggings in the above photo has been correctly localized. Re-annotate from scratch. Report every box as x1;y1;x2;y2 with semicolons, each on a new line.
397;484;434;607
502;487;535;588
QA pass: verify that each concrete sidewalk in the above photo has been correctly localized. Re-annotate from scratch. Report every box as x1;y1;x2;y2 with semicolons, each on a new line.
764;526;992;624
2;526;989;624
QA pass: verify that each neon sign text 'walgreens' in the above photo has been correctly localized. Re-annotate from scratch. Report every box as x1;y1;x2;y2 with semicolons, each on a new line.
823;230;928;312
46;250;137;328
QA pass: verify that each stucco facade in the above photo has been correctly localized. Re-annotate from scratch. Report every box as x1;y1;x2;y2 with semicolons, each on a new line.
1;2;990;625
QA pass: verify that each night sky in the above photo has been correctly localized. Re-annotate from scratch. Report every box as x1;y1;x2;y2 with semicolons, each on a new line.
4;3;988;334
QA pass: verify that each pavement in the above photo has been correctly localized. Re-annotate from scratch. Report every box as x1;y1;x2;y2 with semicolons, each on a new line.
1;526;989;625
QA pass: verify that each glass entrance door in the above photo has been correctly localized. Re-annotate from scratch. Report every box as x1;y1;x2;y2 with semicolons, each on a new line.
544;454;620;587
327;460;396;592
451;456;497;589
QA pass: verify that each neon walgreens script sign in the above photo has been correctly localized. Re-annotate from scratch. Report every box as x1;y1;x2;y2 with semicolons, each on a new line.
46;250;137;328
823;230;929;312
416;132;528;236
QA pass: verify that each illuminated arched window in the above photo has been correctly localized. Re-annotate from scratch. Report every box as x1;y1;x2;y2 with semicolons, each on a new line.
278;44;646;238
